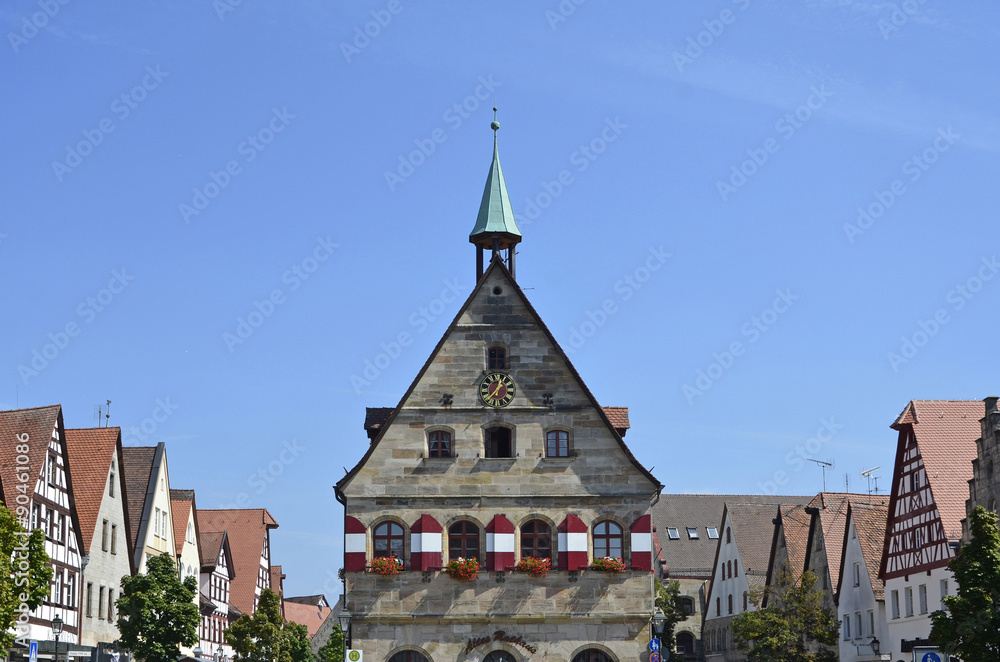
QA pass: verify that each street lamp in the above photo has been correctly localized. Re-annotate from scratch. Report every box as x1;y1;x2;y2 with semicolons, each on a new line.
217;645;224;662
652;608;667;639
870;637;880;655
337;610;352;655
193;647;203;660
51;615;63;662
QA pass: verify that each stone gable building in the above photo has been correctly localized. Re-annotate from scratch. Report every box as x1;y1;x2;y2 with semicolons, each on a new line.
964;395;1000;539
335;119;663;662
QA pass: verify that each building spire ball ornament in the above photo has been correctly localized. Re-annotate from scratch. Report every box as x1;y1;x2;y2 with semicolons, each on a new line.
470;106;521;281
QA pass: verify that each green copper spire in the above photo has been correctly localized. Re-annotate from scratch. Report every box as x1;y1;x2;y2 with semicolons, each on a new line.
470;109;521;240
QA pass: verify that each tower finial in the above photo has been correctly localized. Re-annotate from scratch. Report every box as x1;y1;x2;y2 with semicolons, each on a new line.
491;106;499;132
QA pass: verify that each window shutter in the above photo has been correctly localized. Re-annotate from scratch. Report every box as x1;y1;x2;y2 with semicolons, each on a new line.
344;516;367;572
410;514;442;571
485;515;515;571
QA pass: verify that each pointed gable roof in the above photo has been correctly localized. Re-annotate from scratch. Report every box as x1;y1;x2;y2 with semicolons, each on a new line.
837;502;890;601
121;445;158;552
170;489;197;556
0;404;64;510
774;503;812;581
889;400;980;540
336;258;661;497
64;427;132;560
804;492;889;594
198;508;278;615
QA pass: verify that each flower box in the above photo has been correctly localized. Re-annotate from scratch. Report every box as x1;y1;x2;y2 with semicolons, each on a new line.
445;557;480;581
367;556;403;576
514;557;551;578
590;556;627;573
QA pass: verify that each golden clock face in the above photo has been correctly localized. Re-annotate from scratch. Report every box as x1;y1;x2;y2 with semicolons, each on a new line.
479;372;515;407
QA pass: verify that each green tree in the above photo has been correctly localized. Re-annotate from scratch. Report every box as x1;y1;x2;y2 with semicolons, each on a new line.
654;578;689;650
116;552;199;662
285;621;315;662
1;504;53;652
227;589;291;662
731;567;839;662
930;505;1000;661
316;625;344;662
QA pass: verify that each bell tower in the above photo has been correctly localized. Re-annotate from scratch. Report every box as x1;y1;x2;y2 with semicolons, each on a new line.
469;109;521;281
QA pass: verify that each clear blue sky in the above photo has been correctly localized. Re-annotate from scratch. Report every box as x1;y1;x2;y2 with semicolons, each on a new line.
3;1;998;599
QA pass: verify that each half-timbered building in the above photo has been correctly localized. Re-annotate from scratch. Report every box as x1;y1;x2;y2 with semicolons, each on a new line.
197;529;236;659
0;405;85;659
198;508;278;615
335;119;662;662
879;399;980;657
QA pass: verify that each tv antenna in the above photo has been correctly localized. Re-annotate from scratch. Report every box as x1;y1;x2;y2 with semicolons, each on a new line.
807;458;833;492
94;400;112;427
861;466;880;502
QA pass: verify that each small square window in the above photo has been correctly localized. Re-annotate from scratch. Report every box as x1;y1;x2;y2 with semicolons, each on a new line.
488;346;507;370
707;527;719;539
666;527;680;540
686;527;699;539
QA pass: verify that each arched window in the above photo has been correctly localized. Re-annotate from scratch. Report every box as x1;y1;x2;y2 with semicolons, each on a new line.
728;594;733;614
734;559;739;576
388;652;429;662
520;520;551;560
715;597;720;616
680;596;695;614
572;650;614;662
448;521;479;560
546;430;570;457
488;346;507;370
676;632;694;654
485;426;513;458
374;521;404;559
593;521;623;558
726;527;731;543
428;430;451;458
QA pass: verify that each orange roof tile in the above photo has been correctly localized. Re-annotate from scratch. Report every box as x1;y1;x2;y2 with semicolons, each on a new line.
64;427;121;555
892;400;980;540
198;508;278;615
778;504;812;580
847;502;890;601
283;600;331;638
602;407;630;431
807;493;888;592
170;489;195;556
270;565;285;598
0;405;63;512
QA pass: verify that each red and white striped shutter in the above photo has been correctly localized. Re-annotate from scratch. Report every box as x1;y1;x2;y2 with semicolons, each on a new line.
344;516;367;572
486;515;515;571
630;515;653;570
558;514;589;571
410;514;442;571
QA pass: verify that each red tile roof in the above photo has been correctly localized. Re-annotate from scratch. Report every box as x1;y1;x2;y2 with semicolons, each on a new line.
892;400;980;540
0;405;63;512
846;502;890;601
64;427;121;555
283;600;331;638
199;530;226;569
602;407;630;431
170;489;195;556
778;504;812;580
270;565;285;598
806;492;888;592
198;508;278;615
121;446;158;552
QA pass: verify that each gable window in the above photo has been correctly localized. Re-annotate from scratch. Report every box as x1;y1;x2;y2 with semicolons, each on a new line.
520;520;551;560
102;520;109;551
545;430;569;457
853;562;860;586
154;508;161;537
733;560;738;577
686;527;699;539
727;561;732;578
373;522;405;560
86;582;93;617
487;346;507;370
47;455;56;485
109;462;116;497
65;574;75;608
107;589;114;620
726;527;731;544
743;591;748;610
716;597;720;616
707;527;719;539
484;426;512;458
428;430;452;458
666;527;680;540
448;521;480;561
593;520;623;558
728;594;733;614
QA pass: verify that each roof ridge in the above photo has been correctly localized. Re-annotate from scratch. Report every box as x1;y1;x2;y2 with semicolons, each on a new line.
0;403;63;413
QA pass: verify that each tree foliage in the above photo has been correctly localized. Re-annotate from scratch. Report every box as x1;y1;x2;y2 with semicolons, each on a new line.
930;505;1000;661
1;504;52;652
116;552;199;662
285;621;315;662
316;625;344;662
731;567;839;662
228;589;290;662
654;578;689;650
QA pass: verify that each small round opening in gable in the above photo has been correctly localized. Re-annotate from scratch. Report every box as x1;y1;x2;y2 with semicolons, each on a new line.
492;286;503;295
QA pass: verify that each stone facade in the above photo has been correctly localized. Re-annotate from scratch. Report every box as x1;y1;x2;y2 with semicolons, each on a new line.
337;262;662;662
964;396;1000;541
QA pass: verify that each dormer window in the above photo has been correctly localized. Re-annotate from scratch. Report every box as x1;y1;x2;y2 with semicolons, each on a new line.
666;527;680;540
686;527;699;539
707;527;719;539
488;346;507;370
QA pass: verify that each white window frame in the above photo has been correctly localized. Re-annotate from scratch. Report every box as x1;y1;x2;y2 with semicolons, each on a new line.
707;527;719;539
891;590;900;619
666;527;679;540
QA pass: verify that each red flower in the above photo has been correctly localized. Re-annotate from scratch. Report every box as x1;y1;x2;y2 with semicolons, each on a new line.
514;557;551;578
